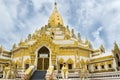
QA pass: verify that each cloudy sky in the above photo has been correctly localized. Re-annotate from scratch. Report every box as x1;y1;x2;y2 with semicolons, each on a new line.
0;0;120;51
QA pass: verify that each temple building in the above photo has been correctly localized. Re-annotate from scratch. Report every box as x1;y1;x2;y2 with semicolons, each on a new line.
0;2;120;80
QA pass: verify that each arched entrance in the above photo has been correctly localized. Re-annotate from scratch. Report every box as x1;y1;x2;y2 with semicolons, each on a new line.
37;46;49;70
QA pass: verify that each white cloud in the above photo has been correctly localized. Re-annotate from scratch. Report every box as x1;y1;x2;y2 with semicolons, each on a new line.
0;0;120;51
74;0;120;50
92;27;104;49
0;0;21;49
31;0;53;11
0;1;14;31
95;0;120;49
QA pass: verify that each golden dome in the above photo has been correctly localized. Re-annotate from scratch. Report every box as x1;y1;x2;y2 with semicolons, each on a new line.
48;2;64;27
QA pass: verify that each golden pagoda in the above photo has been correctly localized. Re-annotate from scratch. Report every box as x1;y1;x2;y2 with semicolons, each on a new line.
0;1;120;80
48;2;64;27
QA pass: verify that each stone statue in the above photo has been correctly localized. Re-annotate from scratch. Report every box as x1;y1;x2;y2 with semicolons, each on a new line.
3;64;16;79
61;63;68;79
79;66;89;80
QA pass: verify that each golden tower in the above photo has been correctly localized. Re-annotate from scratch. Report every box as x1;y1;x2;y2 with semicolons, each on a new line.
48;2;64;27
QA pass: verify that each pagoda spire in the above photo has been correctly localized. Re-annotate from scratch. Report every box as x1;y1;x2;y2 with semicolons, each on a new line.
54;0;57;5
54;0;57;4
48;1;64;27
54;0;57;11
113;41;120;52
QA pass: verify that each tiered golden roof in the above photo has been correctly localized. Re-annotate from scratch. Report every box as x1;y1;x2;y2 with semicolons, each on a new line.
48;2;64;27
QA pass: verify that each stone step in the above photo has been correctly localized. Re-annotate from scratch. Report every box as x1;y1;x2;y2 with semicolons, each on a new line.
30;70;47;80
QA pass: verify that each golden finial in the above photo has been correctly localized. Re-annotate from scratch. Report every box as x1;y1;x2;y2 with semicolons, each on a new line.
54;0;57;6
54;0;57;11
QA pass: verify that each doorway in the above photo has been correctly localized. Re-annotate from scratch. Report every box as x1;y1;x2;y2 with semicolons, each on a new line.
37;46;49;70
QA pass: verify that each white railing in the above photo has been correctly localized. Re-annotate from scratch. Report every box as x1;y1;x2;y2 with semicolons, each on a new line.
88;71;120;80
57;71;120;80
57;73;79;79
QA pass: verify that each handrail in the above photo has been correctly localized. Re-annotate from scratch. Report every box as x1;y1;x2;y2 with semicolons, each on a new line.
21;66;35;80
45;66;56;80
88;71;120;79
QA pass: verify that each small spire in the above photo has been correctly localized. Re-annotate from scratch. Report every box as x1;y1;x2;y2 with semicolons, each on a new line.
28;34;32;40
112;41;120;54
19;37;23;46
71;29;76;38
1;45;3;50
0;45;3;55
54;1;57;10
13;43;16;49
114;41;119;50
78;33;81;42
99;44;105;53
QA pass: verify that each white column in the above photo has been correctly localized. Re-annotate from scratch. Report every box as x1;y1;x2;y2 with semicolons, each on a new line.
22;56;25;71
49;52;52;66
35;52;38;70
91;64;94;72
0;64;1;72
105;62;108;70
1;65;3;72
98;63;100;71
113;58;117;71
